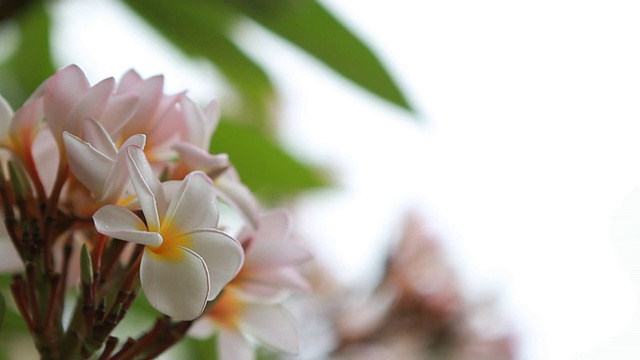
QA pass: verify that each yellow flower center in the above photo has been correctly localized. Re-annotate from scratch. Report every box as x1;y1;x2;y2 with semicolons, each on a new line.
207;288;244;329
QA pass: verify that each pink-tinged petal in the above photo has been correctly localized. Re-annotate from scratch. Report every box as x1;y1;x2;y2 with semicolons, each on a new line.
123;75;164;134
0;95;13;145
146;100;183;149
218;328;254;360
255;210;291;243
127;147;161;230
32;129;58;194
241;268;311;295
67;77;115;136
240;303;299;354
10;97;44;153
99;93;138;134
140;246;209;320
63;132;113;196
116;69;143;94
216;177;260;230
247;242;312;269
203;99;221;139
173;143;228;175
234;282;283;301
188;317;216;339
165;172;218;231
81;119;117;159
93;205;162;246
44;65;90;139
181;229;244;300
180;97;207;146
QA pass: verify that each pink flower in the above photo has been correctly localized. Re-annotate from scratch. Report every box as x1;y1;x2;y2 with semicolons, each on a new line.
234;210;312;299
189;210;311;359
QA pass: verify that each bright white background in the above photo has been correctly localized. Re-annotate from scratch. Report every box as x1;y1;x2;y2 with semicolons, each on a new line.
44;0;640;359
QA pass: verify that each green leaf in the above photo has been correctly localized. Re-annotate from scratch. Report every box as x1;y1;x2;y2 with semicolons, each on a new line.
0;1;55;107
0;291;5;332
227;0;413;112
212;120;327;198
185;337;218;360
121;0;277;130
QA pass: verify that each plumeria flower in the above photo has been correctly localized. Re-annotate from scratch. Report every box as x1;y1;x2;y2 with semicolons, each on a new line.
170;97;228;180
93;146;244;320
63;119;145;208
234;210;312;299
189;210;311;359
111;70;185;165
214;167;262;230
190;287;300;360
43;65;138;149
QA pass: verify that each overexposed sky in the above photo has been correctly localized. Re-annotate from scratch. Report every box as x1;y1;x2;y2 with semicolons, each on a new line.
50;1;640;359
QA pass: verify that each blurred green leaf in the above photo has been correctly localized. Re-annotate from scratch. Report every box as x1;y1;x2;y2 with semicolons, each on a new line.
0;1;55;107
227;0;413;112
121;0;277;131
185;337;218;360
212;120;327;198
0;291;5;332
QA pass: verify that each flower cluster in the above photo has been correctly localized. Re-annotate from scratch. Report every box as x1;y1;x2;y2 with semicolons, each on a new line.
0;65;310;359
300;213;517;360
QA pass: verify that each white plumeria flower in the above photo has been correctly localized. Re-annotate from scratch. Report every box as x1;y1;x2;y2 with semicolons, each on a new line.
190;287;300;360
93;146;244;320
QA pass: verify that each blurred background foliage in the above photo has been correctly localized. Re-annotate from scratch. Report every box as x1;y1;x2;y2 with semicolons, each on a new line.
0;0;413;358
0;0;413;200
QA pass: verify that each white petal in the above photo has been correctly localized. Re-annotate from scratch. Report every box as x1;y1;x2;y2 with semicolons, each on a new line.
100;135;146;204
93;205;162;246
216;177;260;230
247;242;312;269
218;328;255;360
140;246;209;320
81;119;118;159
165;171;219;231
63;132;113;196
127;146;161;230
188;318;216;339
182;229;244;300
240;303;299;354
